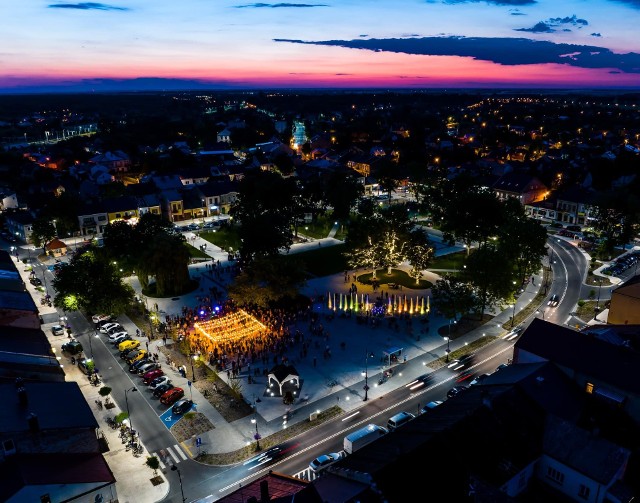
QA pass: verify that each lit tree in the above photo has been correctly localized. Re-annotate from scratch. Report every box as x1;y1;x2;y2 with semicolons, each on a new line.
405;229;434;285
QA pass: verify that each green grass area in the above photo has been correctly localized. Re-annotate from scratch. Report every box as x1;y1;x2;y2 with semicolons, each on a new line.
282;244;348;277
427;335;498;370
200;228;242;252
141;279;199;298
357;268;432;290
296;216;335;239
187;244;209;259
428;251;467;271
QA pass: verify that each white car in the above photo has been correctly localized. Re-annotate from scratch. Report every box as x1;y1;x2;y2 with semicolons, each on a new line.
99;322;120;334
111;333;131;345
309;452;343;473
548;294;560;307
108;330;129;342
149;376;171;390
92;314;111;324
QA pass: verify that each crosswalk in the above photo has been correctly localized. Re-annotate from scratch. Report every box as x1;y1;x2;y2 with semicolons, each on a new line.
293;467;319;481
152;444;188;468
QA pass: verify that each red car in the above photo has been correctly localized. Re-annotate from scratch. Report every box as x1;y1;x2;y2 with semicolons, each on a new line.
160;387;184;405
142;369;164;385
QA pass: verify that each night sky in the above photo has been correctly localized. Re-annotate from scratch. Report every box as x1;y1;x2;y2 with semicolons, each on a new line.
2;0;640;92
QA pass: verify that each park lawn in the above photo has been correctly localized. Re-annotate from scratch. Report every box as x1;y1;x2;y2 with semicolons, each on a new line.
428;251;466;271
282;244;348;277
200;228;242;252
187;244;209;259
296;216;335;239
357;268;432;290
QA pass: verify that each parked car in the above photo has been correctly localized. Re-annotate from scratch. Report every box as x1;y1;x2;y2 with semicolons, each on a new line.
309;452;344;473
469;373;491;386
51;324;65;336
105;324;125;336
149;376;171;390
77;358;93;375
112;334;132;346
99;322;120;334
129;359;153;373
121;348;145;361
447;385;468;399
548;294;560;307
172;398;194;415
29;277;42;286
92;314;111;325
143;369;164;385
61;340;83;355
108;330;129;342
420;401;443;414
137;362;161;376
153;383;174;398
127;350;148;364
160;387;184;405
118;339;140;353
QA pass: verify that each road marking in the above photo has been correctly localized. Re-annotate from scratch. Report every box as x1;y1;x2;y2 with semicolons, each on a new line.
166;446;181;464
175;444;188;460
155;454;166;469
218;343;515;494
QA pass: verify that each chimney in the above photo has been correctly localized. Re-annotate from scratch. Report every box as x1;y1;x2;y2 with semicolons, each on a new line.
27;412;39;433
17;387;27;407
259;480;270;503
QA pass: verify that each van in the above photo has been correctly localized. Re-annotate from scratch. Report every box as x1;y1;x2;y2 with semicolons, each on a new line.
387;411;415;431
343;424;387;454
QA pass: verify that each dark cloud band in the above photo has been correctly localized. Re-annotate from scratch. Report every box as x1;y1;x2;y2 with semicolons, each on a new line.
274;36;640;73
235;3;328;7
48;2;128;10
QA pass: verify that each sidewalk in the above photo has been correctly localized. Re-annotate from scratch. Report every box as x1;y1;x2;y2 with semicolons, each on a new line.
13;257;170;503
18;229;545;502
118;258;545;457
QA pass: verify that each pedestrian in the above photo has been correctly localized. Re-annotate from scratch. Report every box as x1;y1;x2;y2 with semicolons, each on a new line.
163;334;167;346
226;369;231;380
145;341;149;350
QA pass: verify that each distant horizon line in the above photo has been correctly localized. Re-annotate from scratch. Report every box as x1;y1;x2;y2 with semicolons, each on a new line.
1;86;639;97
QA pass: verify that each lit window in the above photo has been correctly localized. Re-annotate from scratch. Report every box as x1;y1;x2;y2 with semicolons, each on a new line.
586;382;594;394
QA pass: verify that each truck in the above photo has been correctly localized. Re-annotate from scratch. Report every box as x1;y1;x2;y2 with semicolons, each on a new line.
343;424;388;455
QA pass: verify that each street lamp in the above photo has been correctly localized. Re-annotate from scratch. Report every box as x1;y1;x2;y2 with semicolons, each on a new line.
124;387;137;446
171;465;186;503
509;303;516;328
595;277;603;320
445;319;456;362
251;416;261;451
362;350;374;401
191;354;198;382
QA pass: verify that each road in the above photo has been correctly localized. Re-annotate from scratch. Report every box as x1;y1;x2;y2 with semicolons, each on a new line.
5;231;594;502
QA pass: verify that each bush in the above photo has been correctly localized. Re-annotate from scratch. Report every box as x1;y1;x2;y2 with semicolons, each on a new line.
114;411;129;424
577;300;585;307
99;386;112;397
146;456;160;476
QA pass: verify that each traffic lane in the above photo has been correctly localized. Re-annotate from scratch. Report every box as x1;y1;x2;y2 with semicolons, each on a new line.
238;342;516;483
68;311;184;456
552;239;586;323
